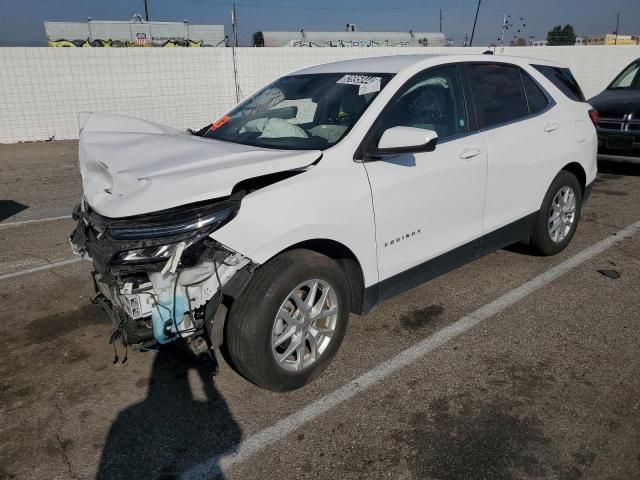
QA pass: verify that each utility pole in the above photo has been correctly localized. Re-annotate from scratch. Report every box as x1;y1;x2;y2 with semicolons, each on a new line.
143;0;149;21
614;12;620;45
232;2;239;48
231;3;241;102
469;0;481;46
498;15;524;52
500;14;507;50
463;31;468;47
439;9;442;33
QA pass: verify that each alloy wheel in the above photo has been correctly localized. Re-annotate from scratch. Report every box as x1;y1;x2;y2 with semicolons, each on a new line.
548;186;576;243
271;279;339;372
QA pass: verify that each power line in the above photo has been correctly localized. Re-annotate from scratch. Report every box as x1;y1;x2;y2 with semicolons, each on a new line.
233;1;469;11
181;0;476;17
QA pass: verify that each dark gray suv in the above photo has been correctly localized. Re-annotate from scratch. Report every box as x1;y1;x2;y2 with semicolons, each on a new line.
589;58;640;163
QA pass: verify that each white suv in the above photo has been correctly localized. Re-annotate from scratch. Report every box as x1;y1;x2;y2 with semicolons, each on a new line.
72;54;597;391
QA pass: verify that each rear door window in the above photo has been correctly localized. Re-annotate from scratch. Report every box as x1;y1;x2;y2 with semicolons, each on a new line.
467;63;529;128
532;65;585;102
521;72;550;114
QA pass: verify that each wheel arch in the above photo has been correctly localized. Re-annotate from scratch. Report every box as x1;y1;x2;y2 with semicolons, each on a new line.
213;238;367;376
279;239;366;315
561;162;587;194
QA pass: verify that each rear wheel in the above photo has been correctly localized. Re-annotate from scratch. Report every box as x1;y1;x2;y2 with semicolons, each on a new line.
226;249;350;391
531;170;582;256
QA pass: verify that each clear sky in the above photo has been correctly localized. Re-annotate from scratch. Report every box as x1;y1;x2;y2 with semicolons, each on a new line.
1;0;639;46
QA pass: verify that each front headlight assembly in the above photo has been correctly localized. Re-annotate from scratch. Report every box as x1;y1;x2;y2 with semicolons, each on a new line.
109;205;236;240
100;201;238;267
112;244;180;265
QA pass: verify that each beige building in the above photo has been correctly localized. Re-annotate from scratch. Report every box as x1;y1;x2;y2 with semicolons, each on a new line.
586;34;639;45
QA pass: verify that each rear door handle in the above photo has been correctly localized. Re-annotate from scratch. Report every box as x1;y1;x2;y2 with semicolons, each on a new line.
544;122;560;132
459;148;481;159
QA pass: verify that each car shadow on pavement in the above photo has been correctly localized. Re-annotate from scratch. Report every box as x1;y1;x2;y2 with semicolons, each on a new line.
96;346;241;480
0;200;28;222
598;160;640;176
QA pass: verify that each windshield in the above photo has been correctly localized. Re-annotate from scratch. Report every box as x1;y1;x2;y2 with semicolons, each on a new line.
201;73;394;150
608;61;640;90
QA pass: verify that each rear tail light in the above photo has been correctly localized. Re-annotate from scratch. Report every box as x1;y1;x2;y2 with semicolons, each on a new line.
588;109;599;127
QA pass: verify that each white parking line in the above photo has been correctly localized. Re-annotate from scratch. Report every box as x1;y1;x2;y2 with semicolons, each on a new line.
183;218;640;480
0;257;83;281
0;215;72;229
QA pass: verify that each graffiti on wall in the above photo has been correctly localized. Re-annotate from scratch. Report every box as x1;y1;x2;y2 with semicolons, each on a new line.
47;37;223;47
288;40;416;47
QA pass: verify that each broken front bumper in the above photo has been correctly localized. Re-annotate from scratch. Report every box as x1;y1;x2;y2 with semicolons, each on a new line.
70;199;254;349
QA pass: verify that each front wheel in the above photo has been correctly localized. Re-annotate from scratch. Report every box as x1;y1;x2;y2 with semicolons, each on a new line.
530;170;582;256
226;249;350;391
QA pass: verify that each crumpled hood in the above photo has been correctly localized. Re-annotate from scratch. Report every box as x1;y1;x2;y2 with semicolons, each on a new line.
78;112;321;218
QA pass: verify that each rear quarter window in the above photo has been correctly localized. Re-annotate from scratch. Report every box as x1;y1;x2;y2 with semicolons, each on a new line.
521;72;550;114
532;65;585;102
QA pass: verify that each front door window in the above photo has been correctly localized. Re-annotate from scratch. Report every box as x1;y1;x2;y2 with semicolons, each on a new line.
373;65;468;143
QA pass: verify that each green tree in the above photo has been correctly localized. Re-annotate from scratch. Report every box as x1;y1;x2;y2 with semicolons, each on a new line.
547;24;576;46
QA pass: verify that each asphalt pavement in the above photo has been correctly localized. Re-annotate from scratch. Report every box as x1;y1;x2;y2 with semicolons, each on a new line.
0;141;639;480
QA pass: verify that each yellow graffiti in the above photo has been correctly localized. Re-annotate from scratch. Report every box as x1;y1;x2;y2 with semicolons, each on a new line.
47;39;78;47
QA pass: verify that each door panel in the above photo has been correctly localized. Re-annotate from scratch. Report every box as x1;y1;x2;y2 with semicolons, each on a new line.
361;64;487;282
481;116;551;231
364;136;487;281
465;63;556;232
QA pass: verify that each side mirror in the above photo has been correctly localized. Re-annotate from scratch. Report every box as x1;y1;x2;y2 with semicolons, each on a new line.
371;126;438;157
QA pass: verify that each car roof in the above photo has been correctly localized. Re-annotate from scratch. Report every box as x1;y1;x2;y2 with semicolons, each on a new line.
292;54;567;75
295;55;438;74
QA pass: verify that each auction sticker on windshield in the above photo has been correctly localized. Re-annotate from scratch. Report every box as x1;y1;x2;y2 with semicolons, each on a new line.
209;114;231;132
337;75;382;95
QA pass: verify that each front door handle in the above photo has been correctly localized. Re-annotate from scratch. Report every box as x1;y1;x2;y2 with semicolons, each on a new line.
544;122;560;132
459;148;481;159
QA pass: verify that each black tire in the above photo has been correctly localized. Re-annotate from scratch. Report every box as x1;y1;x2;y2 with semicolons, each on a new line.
531;170;582;256
226;249;350;391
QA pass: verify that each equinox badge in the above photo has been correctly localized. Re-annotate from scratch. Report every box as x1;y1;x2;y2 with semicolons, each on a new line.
384;229;422;248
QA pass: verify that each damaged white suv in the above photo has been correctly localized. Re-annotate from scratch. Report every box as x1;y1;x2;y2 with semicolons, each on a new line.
72;55;597;391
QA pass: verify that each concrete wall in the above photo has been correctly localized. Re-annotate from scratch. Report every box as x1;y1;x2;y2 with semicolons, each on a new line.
1;46;639;143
